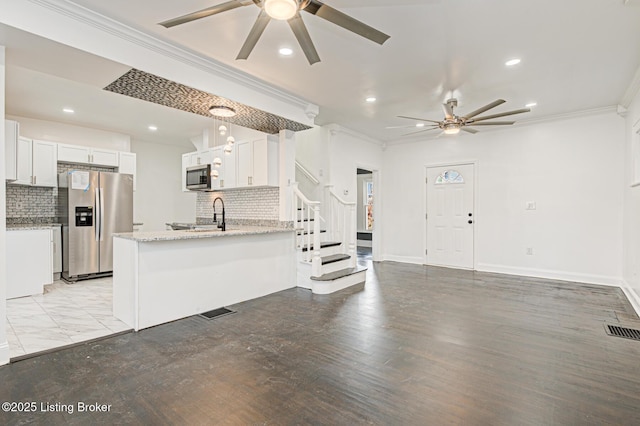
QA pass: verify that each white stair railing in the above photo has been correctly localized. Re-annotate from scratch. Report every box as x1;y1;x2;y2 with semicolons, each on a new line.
292;183;322;277
324;185;357;268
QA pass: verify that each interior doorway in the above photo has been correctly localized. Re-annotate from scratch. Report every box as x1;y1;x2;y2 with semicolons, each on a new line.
355;166;381;262
425;163;475;269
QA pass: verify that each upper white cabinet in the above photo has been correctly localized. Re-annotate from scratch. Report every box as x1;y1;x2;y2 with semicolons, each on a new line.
58;143;119;167
11;137;58;187
5;119;19;181
211;146;236;190
236;137;278;188
118;151;137;191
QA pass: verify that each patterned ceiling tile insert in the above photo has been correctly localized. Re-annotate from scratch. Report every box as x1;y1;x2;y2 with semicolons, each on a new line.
103;69;312;134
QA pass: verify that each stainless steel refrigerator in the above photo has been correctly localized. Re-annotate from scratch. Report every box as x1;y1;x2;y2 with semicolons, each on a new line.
58;171;133;281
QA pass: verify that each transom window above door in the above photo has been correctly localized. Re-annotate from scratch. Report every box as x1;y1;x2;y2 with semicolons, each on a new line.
435;170;465;185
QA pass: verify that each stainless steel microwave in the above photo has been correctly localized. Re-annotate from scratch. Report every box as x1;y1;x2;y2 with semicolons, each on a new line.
186;164;212;191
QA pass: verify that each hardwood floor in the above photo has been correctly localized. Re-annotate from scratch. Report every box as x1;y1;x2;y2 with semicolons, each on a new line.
1;261;640;425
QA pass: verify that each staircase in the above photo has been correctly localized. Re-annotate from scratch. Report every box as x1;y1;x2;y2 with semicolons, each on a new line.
292;183;367;294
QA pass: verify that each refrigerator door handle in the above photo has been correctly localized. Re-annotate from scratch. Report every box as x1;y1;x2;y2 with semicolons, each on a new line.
95;188;100;242
99;187;105;241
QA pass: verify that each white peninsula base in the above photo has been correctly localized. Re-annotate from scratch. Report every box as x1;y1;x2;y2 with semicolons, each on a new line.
113;228;296;331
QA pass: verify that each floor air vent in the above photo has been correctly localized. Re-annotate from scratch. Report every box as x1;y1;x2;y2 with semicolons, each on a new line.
605;324;640;341
199;307;235;320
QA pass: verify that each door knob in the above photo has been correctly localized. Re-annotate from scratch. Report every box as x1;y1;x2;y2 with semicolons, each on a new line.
468;213;473;217
468;220;473;224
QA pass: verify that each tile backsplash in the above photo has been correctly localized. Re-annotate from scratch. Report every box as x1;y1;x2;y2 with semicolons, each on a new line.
5;163;116;224
196;187;282;227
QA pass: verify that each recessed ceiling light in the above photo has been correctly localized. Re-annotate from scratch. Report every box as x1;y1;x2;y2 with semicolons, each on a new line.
525;102;537;108
505;58;521;67
416;123;425;128
365;97;377;103
63;108;74;114
279;47;293;56
148;125;158;131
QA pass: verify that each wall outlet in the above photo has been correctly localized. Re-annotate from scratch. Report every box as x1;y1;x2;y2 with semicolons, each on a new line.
526;247;534;255
526;202;537;210
343;189;349;196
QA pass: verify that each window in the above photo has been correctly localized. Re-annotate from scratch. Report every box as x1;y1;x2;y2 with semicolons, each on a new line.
435;170;465;185
364;180;374;230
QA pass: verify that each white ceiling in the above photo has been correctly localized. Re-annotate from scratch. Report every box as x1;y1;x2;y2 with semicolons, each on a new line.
3;0;640;143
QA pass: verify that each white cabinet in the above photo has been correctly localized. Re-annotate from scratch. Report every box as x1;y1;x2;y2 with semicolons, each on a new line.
236;138;278;188
118;151;137;190
11;137;58;187
6;229;53;299
58;143;119;167
181;153;190;192
5;119;19;181
52;225;62;275
211;146;236;190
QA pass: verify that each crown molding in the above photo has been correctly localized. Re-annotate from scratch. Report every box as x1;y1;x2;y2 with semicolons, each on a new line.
325;124;384;147
25;0;316;113
384;106;619;147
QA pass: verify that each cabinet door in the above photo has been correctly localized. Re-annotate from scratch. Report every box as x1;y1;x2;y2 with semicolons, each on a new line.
252;138;269;186
6;229;52;299
91;148;119;167
32;140;58;187
58;143;91;164
4;119;19;181
52;226;62;274
222;146;236;189
14;137;33;185
236;140;253;187
118;152;137;190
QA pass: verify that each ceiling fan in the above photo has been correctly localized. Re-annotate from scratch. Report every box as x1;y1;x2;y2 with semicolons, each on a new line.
159;0;390;65
395;99;530;136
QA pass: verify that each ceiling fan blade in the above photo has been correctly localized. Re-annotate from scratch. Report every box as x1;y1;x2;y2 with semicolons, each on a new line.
461;127;478;134
397;115;441;124
466;121;515;126
442;102;454;120
159;0;248;28
462;99;505;120
288;13;321;65
402;127;440;137
470;108;530;123
304;0;390;45
236;10;271;60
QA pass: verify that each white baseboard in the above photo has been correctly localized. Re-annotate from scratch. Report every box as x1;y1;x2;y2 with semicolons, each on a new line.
0;341;9;366
620;279;640;317
382;255;424;265
476;263;623;287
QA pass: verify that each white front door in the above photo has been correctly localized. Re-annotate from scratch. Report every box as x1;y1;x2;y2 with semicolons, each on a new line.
426;164;475;269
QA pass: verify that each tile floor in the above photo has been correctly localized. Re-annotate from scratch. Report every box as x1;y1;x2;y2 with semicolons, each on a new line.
5;277;130;358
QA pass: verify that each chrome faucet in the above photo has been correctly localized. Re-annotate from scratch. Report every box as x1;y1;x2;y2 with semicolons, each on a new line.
212;197;226;231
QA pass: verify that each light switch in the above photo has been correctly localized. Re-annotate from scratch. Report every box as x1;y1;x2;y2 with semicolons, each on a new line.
343;189;349;196
526;202;537;210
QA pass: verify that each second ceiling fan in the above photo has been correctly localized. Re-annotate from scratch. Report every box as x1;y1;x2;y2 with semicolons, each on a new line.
397;99;531;136
159;0;390;65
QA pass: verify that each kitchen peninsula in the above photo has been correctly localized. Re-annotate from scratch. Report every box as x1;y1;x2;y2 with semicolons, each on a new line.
112;226;296;331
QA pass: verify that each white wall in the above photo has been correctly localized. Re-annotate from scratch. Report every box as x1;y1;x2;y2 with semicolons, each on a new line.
328;127;383;204
1;46;9;366
623;89;640;312
295;126;330;202
382;111;625;285
7;115;130;151
130;139;196;231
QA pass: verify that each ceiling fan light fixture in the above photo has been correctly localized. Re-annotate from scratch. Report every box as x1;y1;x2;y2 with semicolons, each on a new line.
443;123;461;135
209;106;236;118
264;0;298;20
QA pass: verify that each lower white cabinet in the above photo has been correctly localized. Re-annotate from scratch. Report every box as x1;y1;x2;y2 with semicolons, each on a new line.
6;229;53;299
52;226;62;276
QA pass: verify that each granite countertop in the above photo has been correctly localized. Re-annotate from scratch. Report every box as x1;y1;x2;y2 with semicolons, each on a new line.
7;223;62;231
114;226;294;242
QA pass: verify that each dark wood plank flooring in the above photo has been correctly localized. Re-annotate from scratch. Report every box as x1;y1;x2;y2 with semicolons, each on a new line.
2;261;640;425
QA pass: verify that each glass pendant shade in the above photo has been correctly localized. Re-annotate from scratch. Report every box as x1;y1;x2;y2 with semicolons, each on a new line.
213;157;222;168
